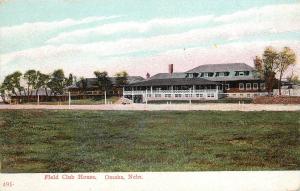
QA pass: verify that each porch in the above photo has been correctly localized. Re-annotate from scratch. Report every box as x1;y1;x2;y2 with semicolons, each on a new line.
123;89;221;102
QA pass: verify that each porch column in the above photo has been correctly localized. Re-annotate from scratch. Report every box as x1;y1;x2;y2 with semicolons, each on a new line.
122;87;125;98
190;88;192;104
193;85;195;93
151;86;153;95
145;89;148;104
131;88;134;103
216;85;219;99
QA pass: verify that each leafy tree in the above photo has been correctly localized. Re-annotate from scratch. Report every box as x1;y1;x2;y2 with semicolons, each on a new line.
3;72;24;96
78;77;88;92
262;47;279;95
35;72;51;97
94;71;112;91
0;83;7;103
48;69;66;95
115;71;128;87
276;47;296;95
24;69;39;98
253;56;263;78
66;73;74;87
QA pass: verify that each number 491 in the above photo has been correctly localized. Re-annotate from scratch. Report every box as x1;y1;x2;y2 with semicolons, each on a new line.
3;181;14;187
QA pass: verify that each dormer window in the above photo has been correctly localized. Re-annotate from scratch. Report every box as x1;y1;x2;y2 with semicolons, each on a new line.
235;71;249;76
200;73;204;77
208;72;214;77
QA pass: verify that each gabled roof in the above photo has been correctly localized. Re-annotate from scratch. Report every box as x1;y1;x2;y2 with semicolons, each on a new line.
186;63;254;73
129;78;218;86
149;72;187;80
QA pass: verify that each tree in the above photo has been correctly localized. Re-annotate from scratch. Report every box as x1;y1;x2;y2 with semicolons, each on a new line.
276;47;296;95
48;69;66;95
35;72;51;97
78;77;88;92
23;69;39;99
3;72;24;96
0;83;7;103
65;73;74;87
94;71;112;91
262;47;279;95
115;71;128;87
253;56;263;78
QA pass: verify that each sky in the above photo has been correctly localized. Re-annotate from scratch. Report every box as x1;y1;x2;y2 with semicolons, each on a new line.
0;0;300;81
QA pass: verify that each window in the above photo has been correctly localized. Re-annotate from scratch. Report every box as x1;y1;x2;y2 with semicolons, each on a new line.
245;71;250;76
165;94;171;98
147;94;151;97
155;94;161;98
193;73;199;78
208;72;214;77
219;72;224;77
246;83;251;90
207;93;215;98
204;73;208;77
225;84;230;90
196;94;203;97
253;83;258;90
200;73;204;77
215;72;219;77
224;72;230;76
247;94;251;98
175;94;181;98
185;94;191;97
239;83;244;90
260;83;265;90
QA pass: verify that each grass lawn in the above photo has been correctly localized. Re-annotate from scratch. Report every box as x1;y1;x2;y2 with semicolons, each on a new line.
0;110;299;172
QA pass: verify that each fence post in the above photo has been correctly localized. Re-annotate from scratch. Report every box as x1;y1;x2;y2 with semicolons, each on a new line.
68;92;71;109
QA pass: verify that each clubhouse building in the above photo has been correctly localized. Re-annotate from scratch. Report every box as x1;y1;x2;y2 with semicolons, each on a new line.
123;63;267;103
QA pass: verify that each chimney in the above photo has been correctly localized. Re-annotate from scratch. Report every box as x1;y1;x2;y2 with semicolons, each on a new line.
146;72;150;79
168;64;173;75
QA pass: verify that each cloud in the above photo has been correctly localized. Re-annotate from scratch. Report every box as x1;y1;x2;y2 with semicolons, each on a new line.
215;3;299;23
1;3;300;81
46;15;214;44
1;40;299;81
0;16;120;39
46;3;300;45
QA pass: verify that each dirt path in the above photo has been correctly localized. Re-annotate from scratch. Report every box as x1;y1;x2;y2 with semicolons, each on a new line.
0;103;300;111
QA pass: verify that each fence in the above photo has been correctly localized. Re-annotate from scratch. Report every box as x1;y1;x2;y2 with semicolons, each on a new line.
273;89;300;96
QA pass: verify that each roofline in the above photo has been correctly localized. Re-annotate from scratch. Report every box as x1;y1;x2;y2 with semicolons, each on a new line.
185;63;255;73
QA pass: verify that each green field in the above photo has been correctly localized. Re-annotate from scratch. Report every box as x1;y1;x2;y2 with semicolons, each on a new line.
0;110;299;172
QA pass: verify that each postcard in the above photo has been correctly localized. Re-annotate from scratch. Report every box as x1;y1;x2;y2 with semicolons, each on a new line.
0;0;299;191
